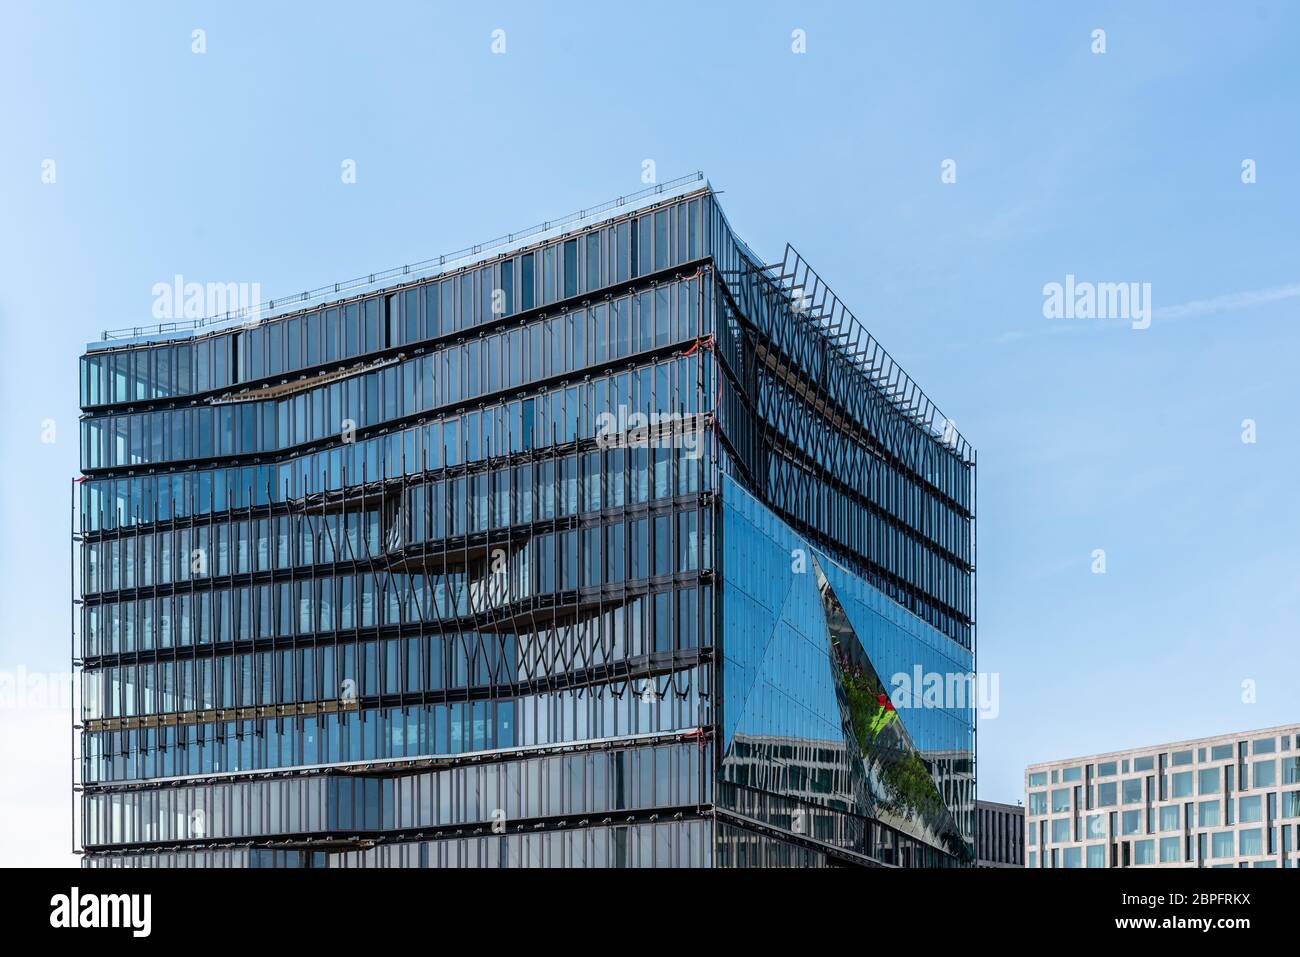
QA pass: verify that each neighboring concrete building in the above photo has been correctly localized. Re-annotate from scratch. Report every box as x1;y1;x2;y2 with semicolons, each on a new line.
1025;724;1300;869
976;798;1024;867
73;173;976;867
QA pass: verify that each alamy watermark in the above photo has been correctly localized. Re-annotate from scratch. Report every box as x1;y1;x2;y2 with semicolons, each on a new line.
888;667;1000;720
595;405;706;460
50;888;151;937
1042;274;1152;330
0;666;73;710
151;274;263;322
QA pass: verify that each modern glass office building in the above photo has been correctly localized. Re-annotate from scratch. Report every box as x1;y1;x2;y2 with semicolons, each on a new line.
1025;724;1300;869
73;173;976;867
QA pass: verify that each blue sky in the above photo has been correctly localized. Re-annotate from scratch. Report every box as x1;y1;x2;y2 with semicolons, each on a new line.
2;1;1298;864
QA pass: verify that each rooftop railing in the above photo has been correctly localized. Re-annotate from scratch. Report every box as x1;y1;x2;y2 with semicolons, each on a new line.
771;244;975;463
101;171;708;342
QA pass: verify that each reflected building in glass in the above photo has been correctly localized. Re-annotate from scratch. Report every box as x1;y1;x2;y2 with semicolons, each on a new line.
1025;724;1300;869
74;172;976;867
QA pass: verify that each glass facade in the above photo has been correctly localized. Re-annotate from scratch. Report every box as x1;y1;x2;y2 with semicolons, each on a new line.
1025;725;1300;869
714;475;973;866
75;179;975;867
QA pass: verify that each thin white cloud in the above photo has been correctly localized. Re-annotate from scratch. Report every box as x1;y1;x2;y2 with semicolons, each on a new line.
992;281;1300;346
1154;283;1300;321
